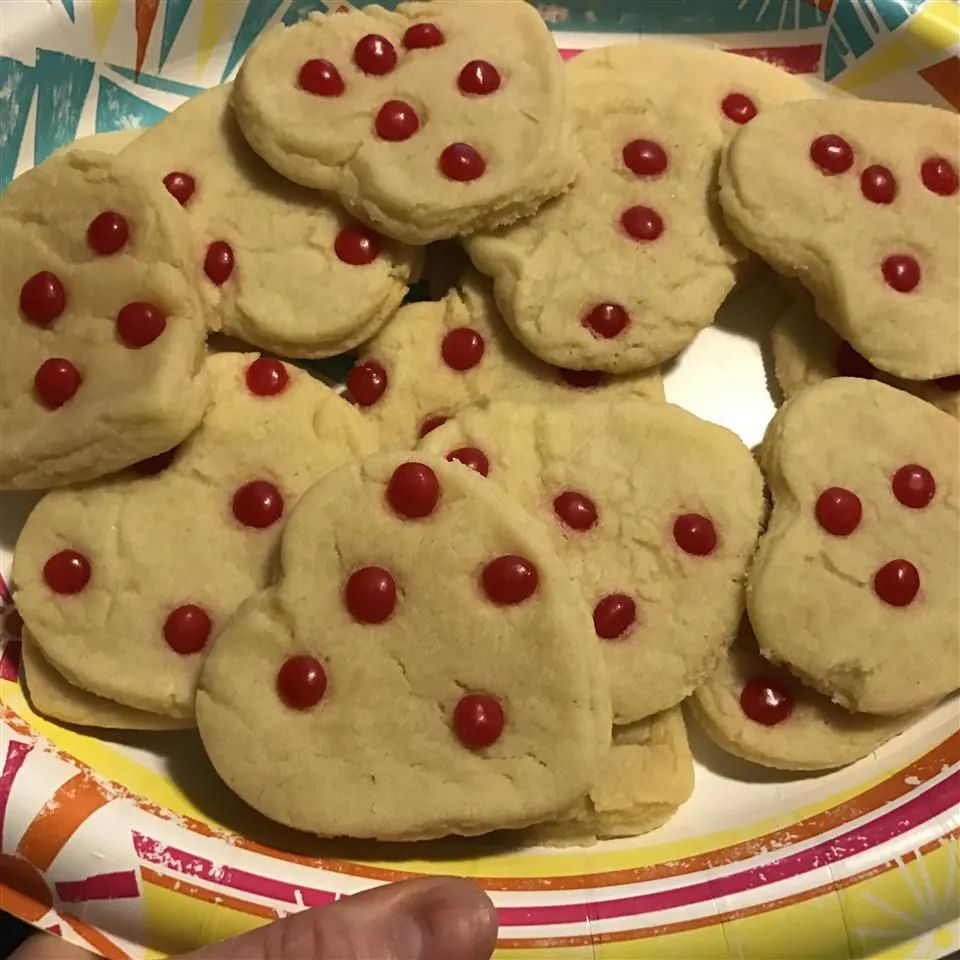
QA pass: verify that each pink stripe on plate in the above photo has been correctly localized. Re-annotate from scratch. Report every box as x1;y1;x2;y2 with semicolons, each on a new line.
498;768;960;927
0;739;31;842
132;832;335;907
56;870;140;903
0;640;21;682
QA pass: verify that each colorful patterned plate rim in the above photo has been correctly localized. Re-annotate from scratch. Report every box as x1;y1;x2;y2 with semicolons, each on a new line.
0;1;958;958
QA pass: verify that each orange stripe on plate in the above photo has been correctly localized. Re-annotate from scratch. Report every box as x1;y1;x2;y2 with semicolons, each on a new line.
498;828;959;949
61;912;130;960
17;773;110;870
2;703;957;891
229;730;960;889
141;866;281;921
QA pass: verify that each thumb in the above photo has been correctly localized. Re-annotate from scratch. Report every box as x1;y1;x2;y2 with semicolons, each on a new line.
179;876;498;960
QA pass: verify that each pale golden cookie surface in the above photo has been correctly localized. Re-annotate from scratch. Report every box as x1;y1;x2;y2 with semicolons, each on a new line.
421;399;764;722
197;453;611;840
1;150;208;489
749;379;960;715
13;353;379;719
234;0;577;243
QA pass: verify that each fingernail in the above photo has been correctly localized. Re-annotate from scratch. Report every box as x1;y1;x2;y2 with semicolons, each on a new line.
407;878;498;960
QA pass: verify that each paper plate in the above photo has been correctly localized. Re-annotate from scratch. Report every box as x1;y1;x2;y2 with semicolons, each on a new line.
1;2;958;958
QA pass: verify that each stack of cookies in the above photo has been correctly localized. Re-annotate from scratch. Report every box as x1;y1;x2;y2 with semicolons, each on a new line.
2;0;957;843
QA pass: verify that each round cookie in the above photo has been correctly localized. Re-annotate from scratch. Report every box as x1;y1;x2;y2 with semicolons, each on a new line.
749;378;960;715
772;296;960;419
720;98;960;380
196;453;611;840
420;399;765;722
1;149;209;489
13;353;379;719
531;708;694;843
20;631;190;731
347;271;664;449
689;624;923;771
120;84;421;358
233;0;577;244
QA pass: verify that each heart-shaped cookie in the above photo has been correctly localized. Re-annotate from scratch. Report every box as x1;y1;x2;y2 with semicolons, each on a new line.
197;453;611;839
13;353;379;719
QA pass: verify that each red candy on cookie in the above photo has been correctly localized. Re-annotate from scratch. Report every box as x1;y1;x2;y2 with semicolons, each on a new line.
299;59;345;96
345;566;397;624
721;92;757;125
453;693;504;748
593;594;636;640
87;211;129;255
387;461;440;518
164;604;213;655
163;171;196;205
441;327;485;371
815;487;862;536
43;550;91;595
553;491;598;531
232;480;284;529
204;241;235;285
740;676;793;726
446;447;489;476
810;134;854;175
277;655;328;710
346;360;388;407
482;555;538;605
246;358;289;397
20;271;66;327
353;34;397;76
34;358;82;409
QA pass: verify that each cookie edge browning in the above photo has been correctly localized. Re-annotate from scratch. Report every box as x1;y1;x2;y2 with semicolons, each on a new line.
21;630;193;731
748;378;960;713
196;451;612;840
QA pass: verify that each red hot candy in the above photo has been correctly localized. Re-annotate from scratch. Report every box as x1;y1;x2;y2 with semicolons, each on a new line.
453;693;504;748
403;23;445;50
299;59;345;96
593;594;636;640
815;487;862;536
722;93;757;125
43;550;91;594
441;328;485;371
20;271;66;327
446;447;489;476
740;677;793;725
482;555;538;605
277;655;327;709
164;604;212;654
232;480;284;529
345;566;397;624
246;358;289;397
354;35;397;76
387;461;440;518
346;361;388;407
810;134;854;175
87;211;129;255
